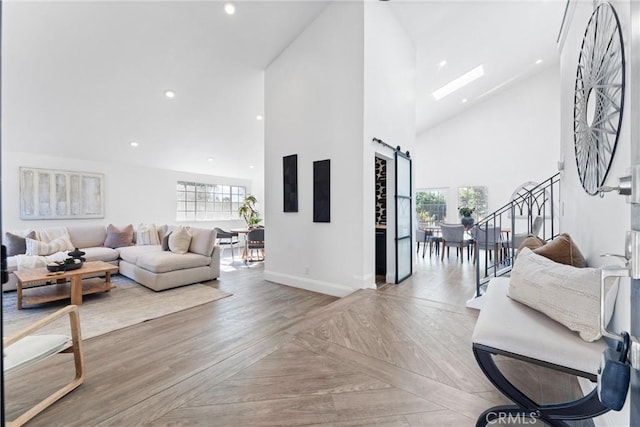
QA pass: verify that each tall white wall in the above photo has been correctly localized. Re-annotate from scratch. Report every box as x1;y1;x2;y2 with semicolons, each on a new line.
2;150;252;232
559;2;632;425
264;1;415;296
363;2;416;283
414;66;561;220
264;2;366;297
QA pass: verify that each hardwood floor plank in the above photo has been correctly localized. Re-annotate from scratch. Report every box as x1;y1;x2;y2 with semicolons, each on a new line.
332;388;444;420
152;395;339;426
188;372;392;406
309;414;411;427
404;409;485;426
231;341;355;379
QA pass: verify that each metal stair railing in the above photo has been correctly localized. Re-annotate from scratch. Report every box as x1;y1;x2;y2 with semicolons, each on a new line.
472;173;560;300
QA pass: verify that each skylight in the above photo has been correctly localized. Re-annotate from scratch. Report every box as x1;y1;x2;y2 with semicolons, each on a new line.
432;65;484;101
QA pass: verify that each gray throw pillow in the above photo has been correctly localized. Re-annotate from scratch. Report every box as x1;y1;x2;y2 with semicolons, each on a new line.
161;231;171;251
5;231;36;256
104;224;134;249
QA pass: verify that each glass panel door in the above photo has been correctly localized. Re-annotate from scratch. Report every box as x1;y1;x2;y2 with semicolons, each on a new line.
395;152;412;283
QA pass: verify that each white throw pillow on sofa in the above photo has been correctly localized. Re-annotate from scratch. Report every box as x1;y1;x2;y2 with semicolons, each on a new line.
508;247;618;342
168;226;192;255
25;237;74;256
137;224;160;246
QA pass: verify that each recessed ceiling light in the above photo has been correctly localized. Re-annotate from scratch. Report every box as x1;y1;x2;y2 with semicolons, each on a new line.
462;98;468;104
224;2;235;15
438;60;447;67
164;90;175;98
256;115;263;121
536;59;543;65
432;65;484;101
207;157;214;162
130;141;139;148
249;165;254;169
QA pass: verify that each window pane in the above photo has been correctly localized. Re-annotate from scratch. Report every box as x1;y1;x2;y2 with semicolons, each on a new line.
458;186;488;219
416;188;447;225
396;155;411;197
176;180;246;222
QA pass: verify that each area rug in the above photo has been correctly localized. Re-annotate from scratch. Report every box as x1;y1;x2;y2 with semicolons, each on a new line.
2;277;231;340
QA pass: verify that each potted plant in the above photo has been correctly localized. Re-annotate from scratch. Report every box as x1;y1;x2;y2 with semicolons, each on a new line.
238;195;262;228
459;207;475;229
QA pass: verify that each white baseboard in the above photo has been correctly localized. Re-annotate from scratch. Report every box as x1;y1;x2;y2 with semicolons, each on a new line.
263;270;357;297
577;377;628;426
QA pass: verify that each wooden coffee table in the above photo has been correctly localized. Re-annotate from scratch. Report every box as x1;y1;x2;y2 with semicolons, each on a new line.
13;261;119;309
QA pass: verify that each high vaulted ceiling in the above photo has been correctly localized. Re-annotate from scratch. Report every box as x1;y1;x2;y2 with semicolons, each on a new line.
389;0;566;133
3;0;566;182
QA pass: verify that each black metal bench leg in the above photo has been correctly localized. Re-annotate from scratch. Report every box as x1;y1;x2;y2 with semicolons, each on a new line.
473;344;609;426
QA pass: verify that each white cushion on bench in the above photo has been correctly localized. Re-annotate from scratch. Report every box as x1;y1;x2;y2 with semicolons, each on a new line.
472;278;607;376
4;334;71;373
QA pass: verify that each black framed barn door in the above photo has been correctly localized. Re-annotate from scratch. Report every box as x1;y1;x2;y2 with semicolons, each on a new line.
394;151;412;284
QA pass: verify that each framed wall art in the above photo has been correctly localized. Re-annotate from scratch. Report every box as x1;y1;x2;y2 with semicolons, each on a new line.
313;159;330;223
20;167;104;220
283;154;298;212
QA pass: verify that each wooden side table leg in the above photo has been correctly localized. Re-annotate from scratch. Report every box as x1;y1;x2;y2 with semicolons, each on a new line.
105;271;112;292
17;281;23;310
70;276;83;305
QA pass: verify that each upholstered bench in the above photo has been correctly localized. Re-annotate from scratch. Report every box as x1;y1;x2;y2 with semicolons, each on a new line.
472;277;610;426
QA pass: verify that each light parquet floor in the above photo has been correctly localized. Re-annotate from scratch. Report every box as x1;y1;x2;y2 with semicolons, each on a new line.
3;255;592;426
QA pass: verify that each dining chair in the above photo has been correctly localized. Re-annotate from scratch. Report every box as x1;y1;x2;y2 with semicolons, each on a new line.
473;224;503;276
415;228;427;257
4;305;84;427
214;227;239;261
246;228;265;262
504;215;544;253
439;223;471;262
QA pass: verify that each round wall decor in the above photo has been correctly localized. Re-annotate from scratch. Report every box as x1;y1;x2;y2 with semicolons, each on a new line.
573;2;625;195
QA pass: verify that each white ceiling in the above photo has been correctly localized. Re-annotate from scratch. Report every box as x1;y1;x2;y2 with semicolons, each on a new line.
3;0;566;182
388;0;566;134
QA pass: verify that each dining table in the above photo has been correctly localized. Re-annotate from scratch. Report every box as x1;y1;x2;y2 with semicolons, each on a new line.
230;228;251;263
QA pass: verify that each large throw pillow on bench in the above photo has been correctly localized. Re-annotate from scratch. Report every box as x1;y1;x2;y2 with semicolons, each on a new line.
517;235;546;252
508;247;618;342
533;233;586;267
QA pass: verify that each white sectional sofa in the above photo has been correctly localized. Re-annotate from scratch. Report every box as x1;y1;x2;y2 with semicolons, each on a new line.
3;224;221;292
